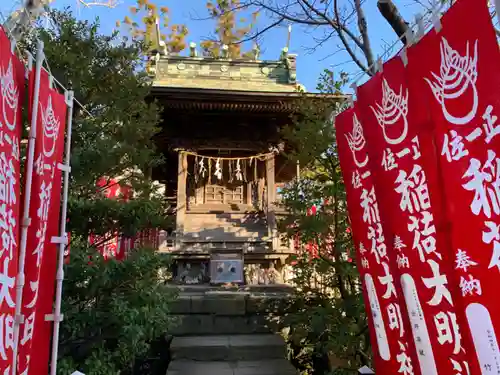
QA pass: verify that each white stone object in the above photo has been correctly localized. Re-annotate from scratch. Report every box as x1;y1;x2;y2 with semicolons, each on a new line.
358;366;375;374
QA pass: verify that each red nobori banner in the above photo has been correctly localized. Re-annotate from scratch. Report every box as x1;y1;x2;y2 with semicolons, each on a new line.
89;232;124;260
89;177;130;260
30;162;67;375
335;107;418;374
407;0;500;371
357;50;475;373
0;28;24;374
19;68;66;375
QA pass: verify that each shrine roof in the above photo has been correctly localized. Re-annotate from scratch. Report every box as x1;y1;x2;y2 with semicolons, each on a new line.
146;49;346;112
150;86;346;113
148;52;300;93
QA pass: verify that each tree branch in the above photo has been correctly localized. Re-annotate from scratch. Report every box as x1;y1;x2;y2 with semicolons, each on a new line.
333;0;370;75
203;0;380;77
207;16;285;46
245;0;330;26
354;0;375;75
244;0;366;52
288;0;366;51
377;0;410;45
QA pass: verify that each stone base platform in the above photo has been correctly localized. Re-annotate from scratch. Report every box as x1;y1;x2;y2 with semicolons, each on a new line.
166;285;297;374
167;284;293;336
168;284;294;294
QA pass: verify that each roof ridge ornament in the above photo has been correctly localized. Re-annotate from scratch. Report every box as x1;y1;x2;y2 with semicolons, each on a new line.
221;44;229;59
280;47;288;61
189;42;198;57
252;44;260;60
285;53;297;84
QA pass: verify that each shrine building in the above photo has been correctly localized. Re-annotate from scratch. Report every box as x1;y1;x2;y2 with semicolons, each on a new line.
147;42;343;285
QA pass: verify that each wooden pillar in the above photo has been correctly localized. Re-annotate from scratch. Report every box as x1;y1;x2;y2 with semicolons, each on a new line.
176;151;188;236
246;181;253;206
265;154;278;250
258;176;265;211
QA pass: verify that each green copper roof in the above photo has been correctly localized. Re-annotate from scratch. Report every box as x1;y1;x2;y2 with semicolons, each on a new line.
147;52;302;93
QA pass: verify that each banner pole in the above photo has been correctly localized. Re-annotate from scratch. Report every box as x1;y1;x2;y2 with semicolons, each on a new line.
49;90;74;375
12;40;44;375
495;0;500;27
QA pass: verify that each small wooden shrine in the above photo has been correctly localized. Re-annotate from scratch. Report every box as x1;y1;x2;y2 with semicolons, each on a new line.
147;42;341;285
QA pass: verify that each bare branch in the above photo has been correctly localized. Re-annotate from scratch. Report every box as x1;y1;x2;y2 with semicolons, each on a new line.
334;0;369;74
377;0;410;45
78;0;119;7
238;0;374;73
204;16;285;46
306;28;339;56
246;0;331;26
289;0;366;50
192;0;418;81
354;0;375;74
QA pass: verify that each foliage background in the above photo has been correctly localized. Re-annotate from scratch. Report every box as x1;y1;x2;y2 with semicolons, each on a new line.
56;243;177;375
11;3;386;373
20;10;178;374
273;71;371;375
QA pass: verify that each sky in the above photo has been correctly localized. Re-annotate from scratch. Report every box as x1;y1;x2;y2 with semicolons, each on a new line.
1;0;430;91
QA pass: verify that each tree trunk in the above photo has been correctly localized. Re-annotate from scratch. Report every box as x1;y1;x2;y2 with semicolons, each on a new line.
377;0;410;45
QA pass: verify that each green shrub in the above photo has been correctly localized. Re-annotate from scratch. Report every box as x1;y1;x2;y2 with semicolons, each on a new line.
275;70;372;374
57;238;178;375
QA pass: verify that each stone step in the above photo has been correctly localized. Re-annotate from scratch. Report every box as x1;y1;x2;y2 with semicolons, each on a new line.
171;314;272;336
170;292;290;315
168;285;294;294
170;334;286;361
167;359;297;375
